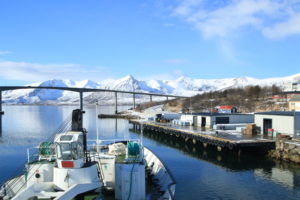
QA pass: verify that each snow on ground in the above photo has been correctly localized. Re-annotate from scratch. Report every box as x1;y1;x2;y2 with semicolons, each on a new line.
126;105;248;137
126;104;181;120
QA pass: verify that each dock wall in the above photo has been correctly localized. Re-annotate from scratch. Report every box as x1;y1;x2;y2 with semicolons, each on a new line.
130;120;275;155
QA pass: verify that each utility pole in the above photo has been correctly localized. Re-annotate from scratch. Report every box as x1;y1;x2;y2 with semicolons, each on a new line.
79;91;83;111
189;97;192;114
209;99;215;115
133;86;136;109
115;92;118;114
133;93;136;109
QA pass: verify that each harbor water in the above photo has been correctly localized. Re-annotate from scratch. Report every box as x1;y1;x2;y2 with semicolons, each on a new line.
1;105;300;200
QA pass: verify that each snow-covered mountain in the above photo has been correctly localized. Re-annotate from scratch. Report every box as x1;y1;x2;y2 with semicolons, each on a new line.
2;73;300;104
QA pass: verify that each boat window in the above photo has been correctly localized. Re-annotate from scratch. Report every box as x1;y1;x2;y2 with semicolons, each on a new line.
60;135;73;141
56;143;62;159
60;143;72;160
71;142;78;160
77;142;84;159
78;135;83;144
58;142;84;160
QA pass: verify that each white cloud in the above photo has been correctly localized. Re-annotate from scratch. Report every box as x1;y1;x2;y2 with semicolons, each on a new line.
174;0;203;16
263;13;300;38
170;0;300;39
0;61;110;82
0;51;11;55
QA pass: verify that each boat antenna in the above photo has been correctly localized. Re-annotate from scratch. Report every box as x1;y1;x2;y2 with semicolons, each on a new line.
141;122;143;147
96;101;99;153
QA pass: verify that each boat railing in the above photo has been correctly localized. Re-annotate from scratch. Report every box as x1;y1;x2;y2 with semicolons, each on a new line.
87;139;146;164
144;147;176;200
26;146;56;163
87;138;140;145
26;146;40;163
87;139;141;152
0;145;55;199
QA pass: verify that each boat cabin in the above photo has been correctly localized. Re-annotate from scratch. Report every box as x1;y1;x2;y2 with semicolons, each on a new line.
54;131;85;168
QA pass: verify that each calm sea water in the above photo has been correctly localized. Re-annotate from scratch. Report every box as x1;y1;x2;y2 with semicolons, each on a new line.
1;105;300;200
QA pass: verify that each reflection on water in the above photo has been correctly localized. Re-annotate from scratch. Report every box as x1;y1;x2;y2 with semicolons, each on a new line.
255;163;300;190
1;105;300;199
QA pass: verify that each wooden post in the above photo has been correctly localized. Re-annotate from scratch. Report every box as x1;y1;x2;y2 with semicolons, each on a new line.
115;92;118;114
166;96;169;101
150;95;152;104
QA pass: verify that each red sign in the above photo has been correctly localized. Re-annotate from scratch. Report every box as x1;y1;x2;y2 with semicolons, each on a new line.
61;161;74;168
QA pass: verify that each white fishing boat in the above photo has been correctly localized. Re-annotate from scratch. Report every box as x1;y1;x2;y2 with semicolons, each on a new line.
0;109;176;200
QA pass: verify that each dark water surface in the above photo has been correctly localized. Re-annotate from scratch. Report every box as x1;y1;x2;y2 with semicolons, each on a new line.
1;105;300;200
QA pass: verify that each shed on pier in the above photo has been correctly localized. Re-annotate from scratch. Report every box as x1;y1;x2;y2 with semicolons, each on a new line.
254;111;300;138
179;113;254;129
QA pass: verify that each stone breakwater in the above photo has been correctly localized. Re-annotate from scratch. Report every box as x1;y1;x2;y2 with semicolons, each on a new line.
269;136;300;164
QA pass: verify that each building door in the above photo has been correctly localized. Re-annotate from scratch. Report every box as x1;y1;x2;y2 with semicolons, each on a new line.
263;118;272;135
193;116;197;126
201;117;206;127
216;117;229;124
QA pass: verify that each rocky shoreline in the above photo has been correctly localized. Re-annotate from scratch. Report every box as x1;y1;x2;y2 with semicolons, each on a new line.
268;136;300;164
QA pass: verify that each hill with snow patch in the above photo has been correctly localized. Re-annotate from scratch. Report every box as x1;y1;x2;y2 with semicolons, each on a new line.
2;73;300;104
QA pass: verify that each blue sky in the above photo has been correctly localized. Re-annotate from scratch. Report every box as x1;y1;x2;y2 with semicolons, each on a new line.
1;0;300;85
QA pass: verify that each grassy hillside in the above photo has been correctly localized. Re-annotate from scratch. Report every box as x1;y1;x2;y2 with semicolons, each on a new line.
164;85;287;113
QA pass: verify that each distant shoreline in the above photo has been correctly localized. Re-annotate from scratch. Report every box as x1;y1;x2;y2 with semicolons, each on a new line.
1;103;135;106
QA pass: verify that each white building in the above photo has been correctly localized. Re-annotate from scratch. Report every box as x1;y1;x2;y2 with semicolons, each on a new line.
254;111;300;138
283;82;300;92
289;95;300;111
180;113;254;128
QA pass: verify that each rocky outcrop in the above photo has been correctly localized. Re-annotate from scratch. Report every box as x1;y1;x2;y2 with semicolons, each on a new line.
269;136;300;164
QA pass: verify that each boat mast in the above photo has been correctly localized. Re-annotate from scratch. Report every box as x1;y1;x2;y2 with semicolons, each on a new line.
71;109;88;163
96;102;99;153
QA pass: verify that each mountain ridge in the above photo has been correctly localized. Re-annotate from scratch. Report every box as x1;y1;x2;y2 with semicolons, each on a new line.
2;73;300;104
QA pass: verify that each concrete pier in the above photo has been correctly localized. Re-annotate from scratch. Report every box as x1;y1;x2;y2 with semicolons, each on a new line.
130;120;275;153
